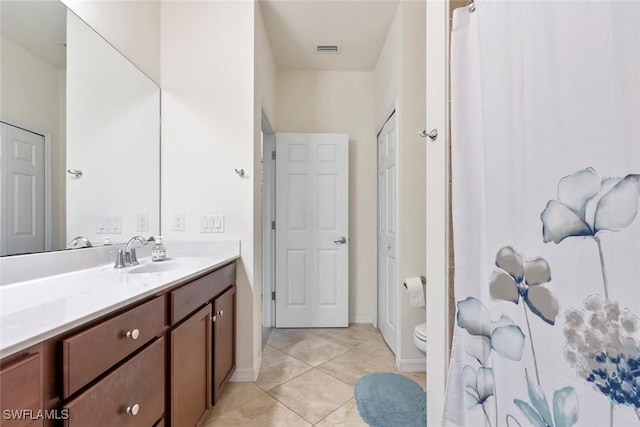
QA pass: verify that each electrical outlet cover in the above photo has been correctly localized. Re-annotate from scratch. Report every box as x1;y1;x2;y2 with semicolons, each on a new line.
173;213;185;231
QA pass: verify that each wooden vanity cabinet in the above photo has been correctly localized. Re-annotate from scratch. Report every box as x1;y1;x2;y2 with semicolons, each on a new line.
1;260;237;427
0;347;43;427
168;261;236;425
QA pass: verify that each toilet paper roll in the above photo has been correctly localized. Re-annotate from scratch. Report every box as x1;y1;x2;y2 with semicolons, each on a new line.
404;277;425;308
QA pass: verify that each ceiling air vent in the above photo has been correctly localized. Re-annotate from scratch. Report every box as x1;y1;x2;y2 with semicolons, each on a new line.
316;44;341;54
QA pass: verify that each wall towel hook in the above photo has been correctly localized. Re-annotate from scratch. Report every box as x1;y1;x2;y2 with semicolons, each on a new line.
234;168;246;177
418;129;438;141
67;169;83;178
467;0;476;12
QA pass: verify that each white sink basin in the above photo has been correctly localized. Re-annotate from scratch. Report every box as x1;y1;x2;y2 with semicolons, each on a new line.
127;258;207;274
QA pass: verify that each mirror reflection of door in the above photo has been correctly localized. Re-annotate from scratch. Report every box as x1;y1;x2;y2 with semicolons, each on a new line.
0;122;46;256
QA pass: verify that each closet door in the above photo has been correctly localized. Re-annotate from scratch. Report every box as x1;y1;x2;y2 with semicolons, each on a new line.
377;113;397;354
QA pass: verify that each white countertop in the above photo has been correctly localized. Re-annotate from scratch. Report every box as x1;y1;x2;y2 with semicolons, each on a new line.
0;241;240;358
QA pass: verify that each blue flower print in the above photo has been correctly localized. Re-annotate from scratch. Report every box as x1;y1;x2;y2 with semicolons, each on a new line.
489;246;559;325
463;365;494;409
457;297;525;363
540;168;640;300
541;168;640;244
514;370;579;427
564;296;640;411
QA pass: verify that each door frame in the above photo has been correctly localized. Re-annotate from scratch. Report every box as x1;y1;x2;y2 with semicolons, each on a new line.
425;0;450;425
374;103;399;353
261;111;275;328
0;119;53;253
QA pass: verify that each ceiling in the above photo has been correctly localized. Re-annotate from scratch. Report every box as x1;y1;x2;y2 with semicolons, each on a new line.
1;0;67;69
260;0;400;71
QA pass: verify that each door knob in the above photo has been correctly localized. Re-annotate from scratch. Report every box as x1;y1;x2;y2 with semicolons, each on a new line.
334;236;347;244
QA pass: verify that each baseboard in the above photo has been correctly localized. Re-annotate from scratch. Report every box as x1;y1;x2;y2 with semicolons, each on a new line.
349;316;373;324
397;358;426;372
230;368;257;382
230;353;262;382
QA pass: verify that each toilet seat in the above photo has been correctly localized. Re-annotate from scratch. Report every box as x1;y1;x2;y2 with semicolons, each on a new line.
413;323;427;354
414;323;427;341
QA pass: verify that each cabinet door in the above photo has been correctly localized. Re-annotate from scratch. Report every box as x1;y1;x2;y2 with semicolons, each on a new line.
212;286;235;404
170;304;211;426
0;353;42;427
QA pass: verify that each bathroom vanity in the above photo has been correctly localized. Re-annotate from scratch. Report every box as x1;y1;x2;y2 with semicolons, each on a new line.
0;247;238;427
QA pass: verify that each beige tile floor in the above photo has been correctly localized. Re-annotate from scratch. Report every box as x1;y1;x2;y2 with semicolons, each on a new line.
204;324;427;426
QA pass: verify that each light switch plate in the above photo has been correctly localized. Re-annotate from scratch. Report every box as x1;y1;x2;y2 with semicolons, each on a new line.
96;216;122;234
212;215;224;233
111;216;122;234
199;215;224;233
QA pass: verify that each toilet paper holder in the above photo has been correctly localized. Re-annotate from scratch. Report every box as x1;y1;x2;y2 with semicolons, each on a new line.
403;276;426;289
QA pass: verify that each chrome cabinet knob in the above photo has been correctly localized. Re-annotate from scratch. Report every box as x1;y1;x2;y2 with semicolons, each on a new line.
125;404;140;416
125;329;140;340
212;315;217;323
217;310;224;317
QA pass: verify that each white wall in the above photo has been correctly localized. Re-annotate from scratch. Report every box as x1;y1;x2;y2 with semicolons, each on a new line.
0;35;66;250
161;0;261;378
374;0;427;363
66;11;160;246
61;0;161;84
276;70;376;323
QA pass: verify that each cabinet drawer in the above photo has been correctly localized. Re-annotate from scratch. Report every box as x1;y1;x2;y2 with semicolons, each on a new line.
170;262;235;324
0;353;42;427
63;338;165;427
62;297;164;398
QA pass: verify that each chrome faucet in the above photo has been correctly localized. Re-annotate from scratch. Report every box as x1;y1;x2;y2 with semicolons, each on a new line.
69;236;92;248
114;236;149;268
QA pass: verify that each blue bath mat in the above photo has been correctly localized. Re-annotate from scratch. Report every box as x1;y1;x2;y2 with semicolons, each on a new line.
354;372;426;427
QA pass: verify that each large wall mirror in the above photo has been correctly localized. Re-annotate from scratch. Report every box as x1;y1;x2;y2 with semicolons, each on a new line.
0;0;160;256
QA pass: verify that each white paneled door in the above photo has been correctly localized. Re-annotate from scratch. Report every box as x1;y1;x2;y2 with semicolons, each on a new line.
377;113;397;353
275;133;349;327
0;122;45;256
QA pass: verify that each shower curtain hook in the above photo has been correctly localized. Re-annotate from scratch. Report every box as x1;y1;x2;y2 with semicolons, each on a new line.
467;0;476;12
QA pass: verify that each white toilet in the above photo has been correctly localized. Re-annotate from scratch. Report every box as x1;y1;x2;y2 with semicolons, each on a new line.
413;323;427;354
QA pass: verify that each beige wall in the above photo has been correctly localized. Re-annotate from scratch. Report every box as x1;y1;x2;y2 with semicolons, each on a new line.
161;0;261;378
276;70;377;323
62;0;161;84
374;0;427;363
0;35;66;250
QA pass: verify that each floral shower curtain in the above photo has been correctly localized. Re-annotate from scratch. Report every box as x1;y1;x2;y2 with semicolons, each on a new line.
445;1;640;426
